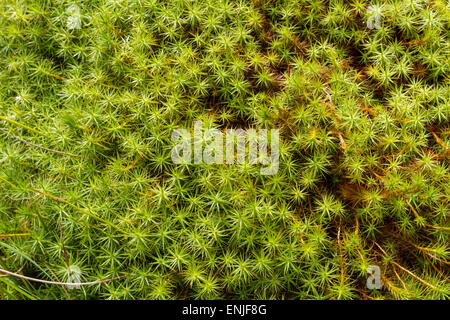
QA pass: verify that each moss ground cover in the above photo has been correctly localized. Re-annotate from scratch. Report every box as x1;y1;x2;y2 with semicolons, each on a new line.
0;0;448;299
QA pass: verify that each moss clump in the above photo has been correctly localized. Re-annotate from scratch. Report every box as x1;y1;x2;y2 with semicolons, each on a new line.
0;0;448;299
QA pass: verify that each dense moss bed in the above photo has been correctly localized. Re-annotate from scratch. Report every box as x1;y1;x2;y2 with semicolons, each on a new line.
0;0;448;299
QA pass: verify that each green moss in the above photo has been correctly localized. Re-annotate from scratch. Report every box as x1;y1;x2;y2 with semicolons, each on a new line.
0;0;448;299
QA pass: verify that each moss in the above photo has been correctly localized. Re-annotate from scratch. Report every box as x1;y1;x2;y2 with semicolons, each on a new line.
0;0;448;299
